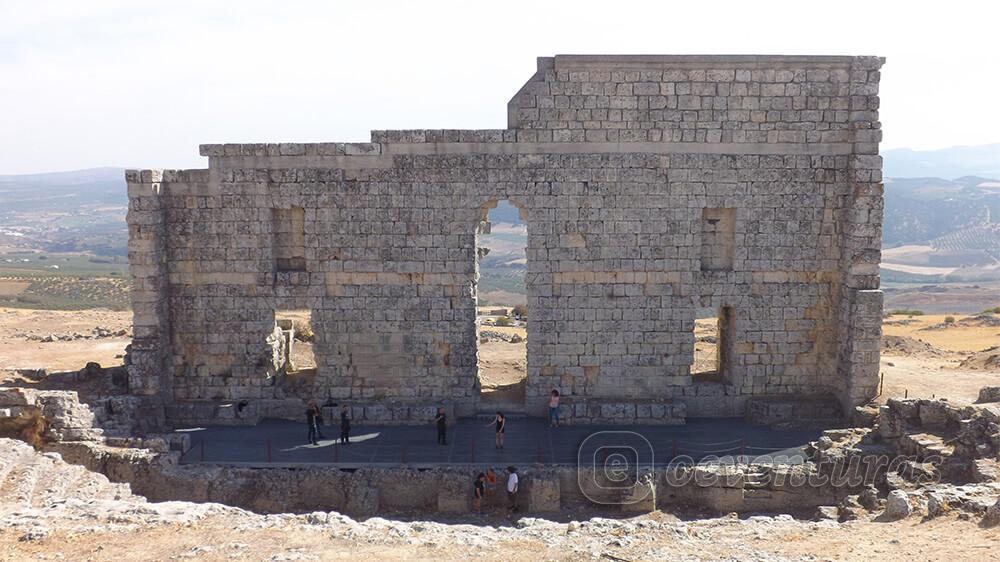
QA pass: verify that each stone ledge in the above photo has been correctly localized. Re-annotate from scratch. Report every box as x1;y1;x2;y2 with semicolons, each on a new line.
559;399;686;425
550;54;879;69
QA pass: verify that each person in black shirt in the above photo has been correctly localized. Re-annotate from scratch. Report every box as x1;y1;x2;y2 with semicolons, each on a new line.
435;407;448;445
486;411;506;449
473;472;486;513
306;400;320;446
339;404;351;444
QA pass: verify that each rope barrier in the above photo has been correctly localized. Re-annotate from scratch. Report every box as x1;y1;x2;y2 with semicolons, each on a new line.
743;445;798;452
675;444;743;454
674;438;744;447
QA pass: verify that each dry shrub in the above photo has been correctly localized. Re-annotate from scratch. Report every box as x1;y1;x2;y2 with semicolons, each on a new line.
0;408;48;449
293;319;314;342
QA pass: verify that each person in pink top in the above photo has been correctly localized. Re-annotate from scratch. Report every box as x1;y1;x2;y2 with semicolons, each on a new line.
548;389;561;427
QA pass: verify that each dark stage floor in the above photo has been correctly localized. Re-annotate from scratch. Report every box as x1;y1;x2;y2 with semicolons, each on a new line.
175;416;823;468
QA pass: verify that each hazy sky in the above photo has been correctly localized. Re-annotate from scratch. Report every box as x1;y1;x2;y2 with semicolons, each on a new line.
2;1;998;174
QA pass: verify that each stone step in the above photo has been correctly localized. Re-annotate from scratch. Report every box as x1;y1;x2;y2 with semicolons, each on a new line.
743;473;771;490
0;438;132;507
472;410;529;421
900;431;955;460
743;489;773;500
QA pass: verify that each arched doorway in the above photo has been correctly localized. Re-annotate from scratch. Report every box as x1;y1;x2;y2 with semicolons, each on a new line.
474;199;528;411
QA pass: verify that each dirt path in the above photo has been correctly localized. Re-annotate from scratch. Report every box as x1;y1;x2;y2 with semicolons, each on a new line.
878;354;999;403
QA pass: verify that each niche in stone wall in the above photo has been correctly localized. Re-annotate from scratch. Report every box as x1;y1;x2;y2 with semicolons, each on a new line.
273;207;306;271
700;207;735;271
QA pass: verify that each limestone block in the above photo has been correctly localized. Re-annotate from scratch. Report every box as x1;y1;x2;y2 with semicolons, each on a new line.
620;475;656;513
526;474;561;512
883;490;912;520
344;484;379;516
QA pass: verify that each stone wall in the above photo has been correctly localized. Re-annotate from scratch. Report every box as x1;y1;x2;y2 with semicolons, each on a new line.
126;55;884;425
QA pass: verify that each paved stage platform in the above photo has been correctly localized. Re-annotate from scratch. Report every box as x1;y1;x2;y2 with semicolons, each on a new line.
175;417;824;468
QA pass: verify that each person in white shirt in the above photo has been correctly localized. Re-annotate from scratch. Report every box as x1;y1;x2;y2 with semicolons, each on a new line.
505;466;519;512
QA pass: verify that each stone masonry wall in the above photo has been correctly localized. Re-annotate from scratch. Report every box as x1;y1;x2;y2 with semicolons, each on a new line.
126;55;884;425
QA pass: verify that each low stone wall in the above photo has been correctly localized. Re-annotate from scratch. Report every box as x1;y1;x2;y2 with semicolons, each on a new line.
46;437;870;517
164;399;460;427
162;397;688;427
556;399;686;425
0;387;104;443
746;395;843;427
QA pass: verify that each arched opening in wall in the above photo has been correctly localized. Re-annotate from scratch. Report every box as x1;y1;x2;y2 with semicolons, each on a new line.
692;306;734;384
273;310;317;382
475;199;528;409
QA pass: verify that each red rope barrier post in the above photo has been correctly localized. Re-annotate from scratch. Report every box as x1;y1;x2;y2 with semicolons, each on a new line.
266;439;272;463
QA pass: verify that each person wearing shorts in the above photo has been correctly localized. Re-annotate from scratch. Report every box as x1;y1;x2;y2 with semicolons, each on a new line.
486;411;506;449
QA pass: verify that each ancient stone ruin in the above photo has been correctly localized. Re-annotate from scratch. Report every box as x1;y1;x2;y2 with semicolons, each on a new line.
125;55;885;427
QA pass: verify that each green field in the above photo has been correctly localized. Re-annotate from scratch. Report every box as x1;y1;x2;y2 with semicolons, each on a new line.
0;251;128;278
0;252;130;310
0;275;131;311
0;251;128;277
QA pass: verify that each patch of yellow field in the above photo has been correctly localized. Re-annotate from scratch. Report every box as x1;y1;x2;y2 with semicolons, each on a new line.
882;313;1000;353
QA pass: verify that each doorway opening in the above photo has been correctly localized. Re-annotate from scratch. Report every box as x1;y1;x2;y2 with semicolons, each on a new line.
274;309;317;386
475;199;527;410
692;306;734;384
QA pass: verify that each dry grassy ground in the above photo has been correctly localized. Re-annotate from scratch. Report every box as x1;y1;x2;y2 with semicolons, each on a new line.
477;325;527;406
883;313;1000;352
0;307;130;374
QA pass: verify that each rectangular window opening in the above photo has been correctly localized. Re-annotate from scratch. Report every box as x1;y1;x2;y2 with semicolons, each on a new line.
692;306;734;384
274;309;316;374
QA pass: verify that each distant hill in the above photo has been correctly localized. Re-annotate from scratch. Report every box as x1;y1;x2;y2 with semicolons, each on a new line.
0;167;127;212
0;168;128;256
881;175;1000;281
883;144;1000;179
